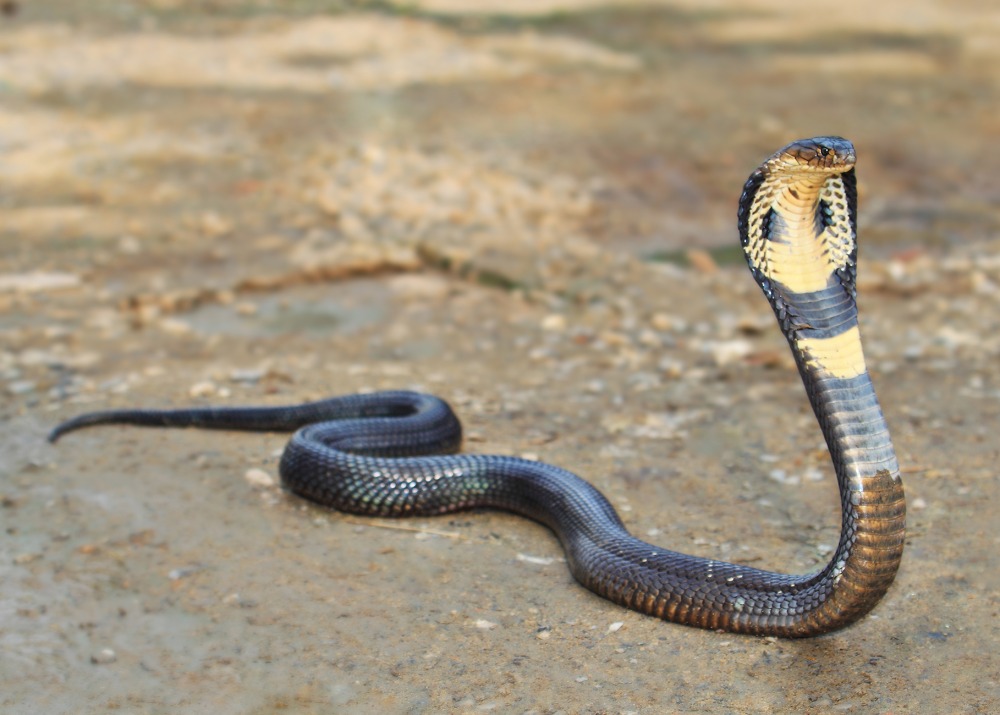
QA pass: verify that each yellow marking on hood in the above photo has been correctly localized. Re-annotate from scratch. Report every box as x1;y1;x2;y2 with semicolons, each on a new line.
766;183;837;294
745;174;855;295
797;325;867;379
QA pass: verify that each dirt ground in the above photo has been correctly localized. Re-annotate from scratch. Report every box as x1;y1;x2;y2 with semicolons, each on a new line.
2;1;999;713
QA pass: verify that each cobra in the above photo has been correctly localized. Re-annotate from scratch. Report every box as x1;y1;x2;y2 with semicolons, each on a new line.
50;137;905;638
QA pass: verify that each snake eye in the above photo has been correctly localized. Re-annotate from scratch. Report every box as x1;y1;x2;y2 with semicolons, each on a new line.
819;146;832;158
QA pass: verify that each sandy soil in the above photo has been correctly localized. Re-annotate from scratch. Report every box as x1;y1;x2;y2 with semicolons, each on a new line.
2;1;999;713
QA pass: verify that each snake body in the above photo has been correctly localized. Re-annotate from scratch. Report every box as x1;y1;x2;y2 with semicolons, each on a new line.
50;137;905;638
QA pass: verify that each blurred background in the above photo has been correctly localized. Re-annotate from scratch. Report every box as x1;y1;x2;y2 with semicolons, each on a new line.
2;2;998;714
4;0;997;290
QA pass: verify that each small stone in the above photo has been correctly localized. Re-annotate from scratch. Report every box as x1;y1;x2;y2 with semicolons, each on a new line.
704;339;754;366
649;313;674;331
768;469;800;485
159;318;192;335
803;468;824;482
607;621;624;633
188;381;217;397
91;648;117;665
686;248;718;274
244;468;275;488
6;380;36;396
637;329;661;348
474;619;497;630
541;314;567;332
118;235;141;254
585;379;606;394
911;497;927;510
199;211;232;238
657;358;684;378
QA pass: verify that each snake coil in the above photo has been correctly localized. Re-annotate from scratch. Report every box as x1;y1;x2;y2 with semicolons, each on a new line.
51;137;905;637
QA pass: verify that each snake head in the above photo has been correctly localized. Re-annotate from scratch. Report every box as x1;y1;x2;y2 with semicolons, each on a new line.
765;136;857;175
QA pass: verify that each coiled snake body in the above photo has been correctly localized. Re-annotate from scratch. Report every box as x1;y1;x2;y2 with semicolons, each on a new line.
51;137;905;638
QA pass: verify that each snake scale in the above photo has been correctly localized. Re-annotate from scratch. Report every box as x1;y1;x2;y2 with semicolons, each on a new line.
51;137;905;638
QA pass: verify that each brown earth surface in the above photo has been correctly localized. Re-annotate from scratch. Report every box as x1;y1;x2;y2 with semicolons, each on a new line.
2;1;999;713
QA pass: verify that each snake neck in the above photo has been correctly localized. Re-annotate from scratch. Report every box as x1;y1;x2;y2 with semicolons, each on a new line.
746;170;895;484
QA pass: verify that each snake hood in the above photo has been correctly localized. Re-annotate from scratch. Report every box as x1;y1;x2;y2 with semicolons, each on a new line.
739;137;860;325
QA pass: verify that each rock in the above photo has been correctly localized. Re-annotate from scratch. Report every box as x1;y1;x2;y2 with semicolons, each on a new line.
90;649;117;665
244;468;275;488
188;381;217;397
6;380;36;396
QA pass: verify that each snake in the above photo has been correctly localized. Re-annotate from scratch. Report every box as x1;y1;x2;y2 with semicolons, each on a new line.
50;137;905;638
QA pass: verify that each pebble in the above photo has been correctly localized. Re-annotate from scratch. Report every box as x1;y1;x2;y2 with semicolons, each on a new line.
607;621;624;633
474;619;497;630
159;317;192;335
188;380;217;397
541;313;567;332
244;468;275;488
703;338;754;366
118;235;141;254
585;379;606;394
6;380;36;396
768;469;800;485
803;468;824;482
199;211;232;238
90;648;117;665
637;328;661;348
686;248;718;274
230;368;265;383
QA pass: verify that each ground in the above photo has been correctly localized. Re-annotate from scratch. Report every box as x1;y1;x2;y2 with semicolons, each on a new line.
1;1;998;713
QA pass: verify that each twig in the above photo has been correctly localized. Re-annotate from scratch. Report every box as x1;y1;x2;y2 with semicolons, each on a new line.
341;517;464;540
